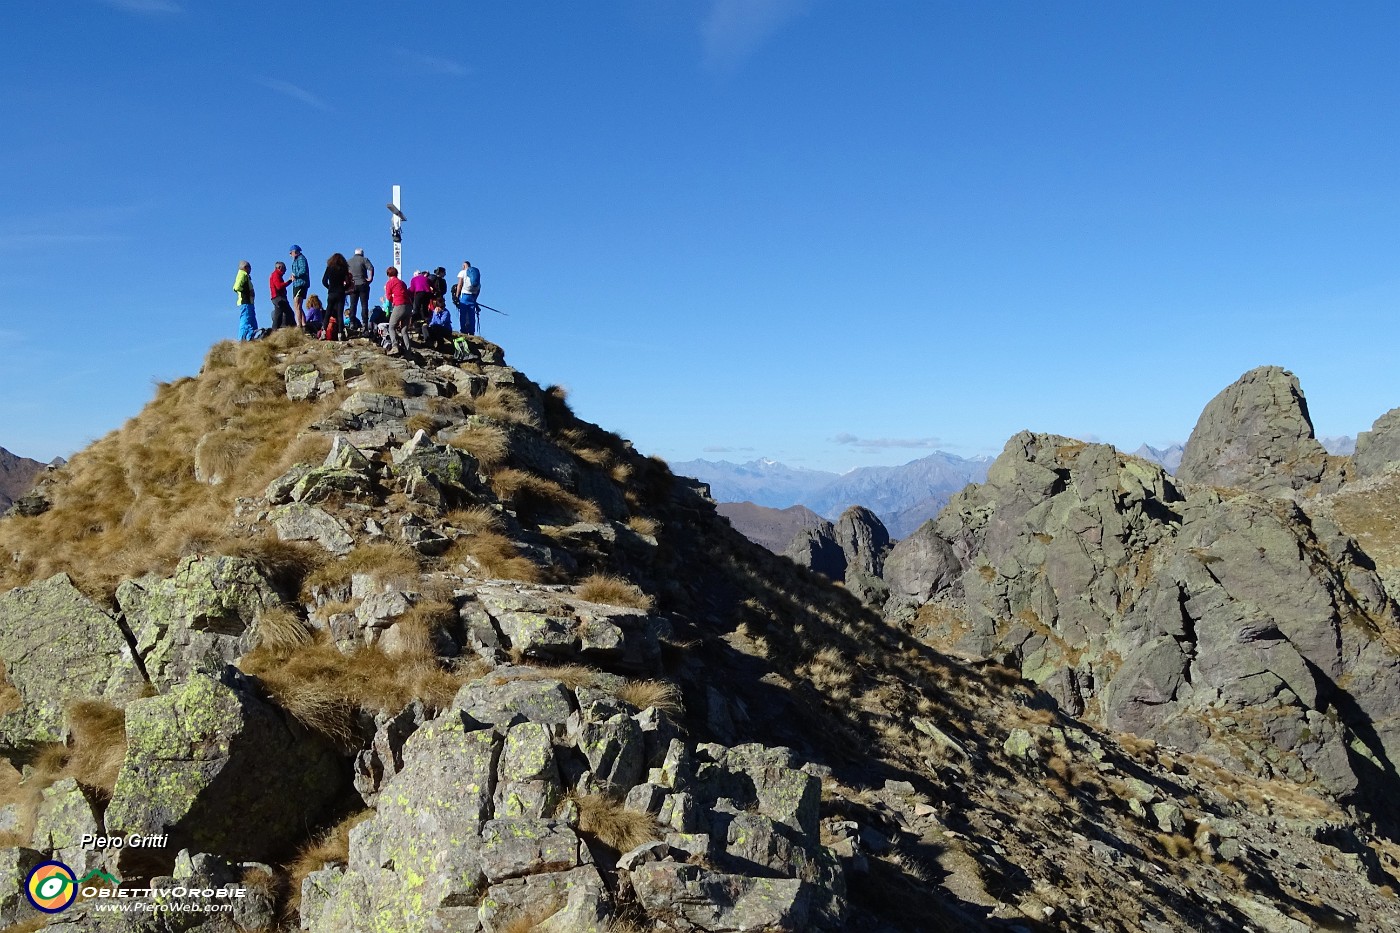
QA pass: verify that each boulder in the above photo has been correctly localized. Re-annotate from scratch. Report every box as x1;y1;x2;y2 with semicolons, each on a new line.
783;523;845;581
1176;366;1343;497
833;506;890;579
1353;406;1400;479
117;554;281;690
0;573;144;745
271;503;355;554
105;670;342;871
882;522;963;612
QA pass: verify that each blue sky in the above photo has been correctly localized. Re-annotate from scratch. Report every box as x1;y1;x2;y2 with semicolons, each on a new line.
3;1;1398;471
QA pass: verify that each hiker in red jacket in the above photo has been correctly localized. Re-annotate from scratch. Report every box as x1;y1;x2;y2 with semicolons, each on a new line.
268;262;294;329
383;267;412;356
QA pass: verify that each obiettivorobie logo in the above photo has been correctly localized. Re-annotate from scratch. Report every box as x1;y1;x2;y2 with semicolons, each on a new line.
24;865;122;914
24;861;79;913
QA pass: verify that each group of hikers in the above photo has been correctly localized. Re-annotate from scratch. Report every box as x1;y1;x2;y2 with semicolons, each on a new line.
232;246;483;357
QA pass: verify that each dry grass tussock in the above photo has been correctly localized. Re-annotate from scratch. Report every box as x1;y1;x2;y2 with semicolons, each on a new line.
303;541;421;596
615;679;683;715
255;606;314;651
0;700;129;848
240;633;485;744
447;422;509;470
472;385;540;427
490;468;602;526
443;505;504;533
567;792;661;854
626;515;659;536
576;574;653;611
438;531;542;583
285;809;374;912
0;338;346;599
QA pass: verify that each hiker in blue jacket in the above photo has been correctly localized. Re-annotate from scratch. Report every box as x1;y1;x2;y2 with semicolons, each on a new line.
452;260;481;335
288;244;311;328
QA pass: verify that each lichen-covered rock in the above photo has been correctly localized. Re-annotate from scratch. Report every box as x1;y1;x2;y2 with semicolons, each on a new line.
105;670;342;871
118;554;280;690
272;503;354;554
882;521;962;615
0;847;43;926
316;714;499;932
494;722;562;818
475;865;608;933
0;573;144;745
1176;366;1345;497
31;778;102;875
454;676;575;727
900;424;1400;802
285;362;324;401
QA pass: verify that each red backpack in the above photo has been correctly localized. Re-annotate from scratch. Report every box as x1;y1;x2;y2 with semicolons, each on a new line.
321;315;339;341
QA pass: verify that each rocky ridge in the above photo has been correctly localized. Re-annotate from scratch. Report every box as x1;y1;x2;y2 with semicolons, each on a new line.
0;347;1398;931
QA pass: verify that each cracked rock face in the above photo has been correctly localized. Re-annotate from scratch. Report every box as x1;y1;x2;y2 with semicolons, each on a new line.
0;573;144;745
897;427;1400;805
1176;365;1345;497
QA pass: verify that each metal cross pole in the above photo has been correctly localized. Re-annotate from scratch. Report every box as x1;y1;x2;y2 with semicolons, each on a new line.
387;185;405;274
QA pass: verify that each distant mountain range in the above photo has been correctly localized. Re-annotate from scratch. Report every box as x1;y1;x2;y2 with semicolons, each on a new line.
0;447;50;511
1131;443;1185;473
672;452;993;539
1132;437;1355;474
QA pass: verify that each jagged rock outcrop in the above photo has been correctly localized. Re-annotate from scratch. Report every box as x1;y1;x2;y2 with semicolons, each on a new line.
783;523;846;580
1354;406;1400;479
784;506;892;605
1176;365;1347;496
896;426;1400;804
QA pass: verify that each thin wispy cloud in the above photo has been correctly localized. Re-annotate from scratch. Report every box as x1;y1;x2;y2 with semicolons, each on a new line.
394;48;468;76
0;233;127;252
255;78;332;112
833;433;945;450
702;0;811;72
97;0;182;14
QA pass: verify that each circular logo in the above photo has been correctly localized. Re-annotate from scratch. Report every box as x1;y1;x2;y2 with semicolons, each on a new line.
25;860;77;913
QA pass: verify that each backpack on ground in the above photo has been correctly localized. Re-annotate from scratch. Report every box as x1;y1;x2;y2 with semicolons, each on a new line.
321;315;340;342
452;336;478;363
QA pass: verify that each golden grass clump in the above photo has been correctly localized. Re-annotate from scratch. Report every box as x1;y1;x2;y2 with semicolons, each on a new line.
626;515;659;537
615;680;683;716
240;633;483;743
568;792;661;854
490;468;602;526
0;339;346;599
220;535;325;595
439;532;542;583
499;901;564;933
472;385;540;427
575;574;654;611
304;542;421;596
443;506;504;534
447;422;510;470
255;606;314;651
63;699;128;795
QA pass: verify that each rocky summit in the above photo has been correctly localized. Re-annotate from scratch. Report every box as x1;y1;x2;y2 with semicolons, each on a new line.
3;349;1400;932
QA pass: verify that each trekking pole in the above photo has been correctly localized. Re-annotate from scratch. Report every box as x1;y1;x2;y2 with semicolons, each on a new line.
476;303;508;316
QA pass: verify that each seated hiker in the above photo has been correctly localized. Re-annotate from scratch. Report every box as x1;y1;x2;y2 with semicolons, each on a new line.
424;299;452;351
303;294;326;336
